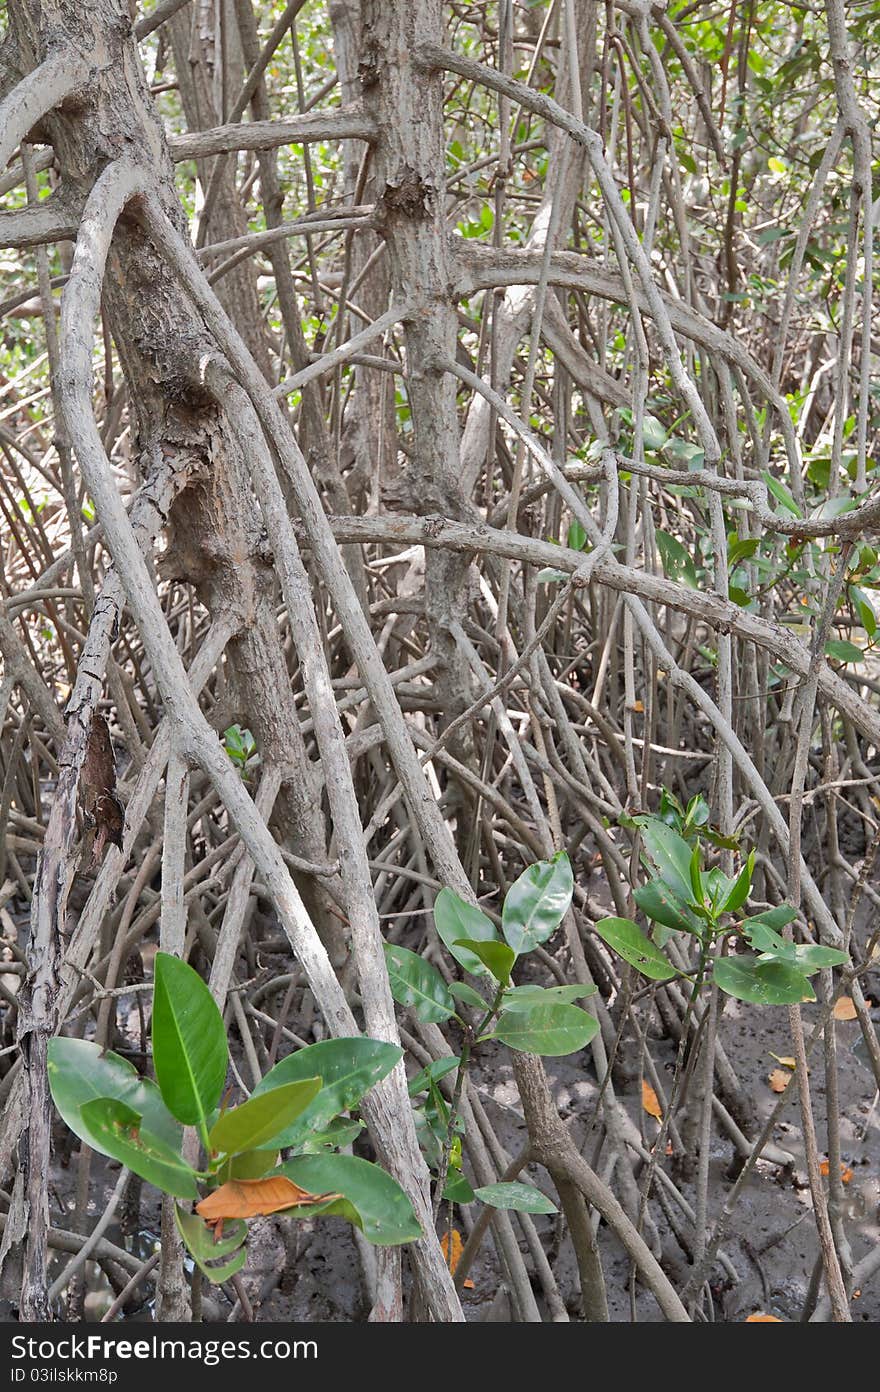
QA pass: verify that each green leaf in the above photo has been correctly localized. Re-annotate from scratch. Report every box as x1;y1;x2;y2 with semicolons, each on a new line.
489;1003;598;1056
453;938;515;984
280;1154;422;1246
762;469;802;517
443;1171;475;1204
741;905;798;934
642;414;668;451
502;851;574;955
850;585;877;638
721;851;754;915
174;1205;248;1284
152;952;228;1131
226;1149;279;1180
501;983;596;1012
537;568;567;585
474;1182;557;1215
448;981;488;1009
594;917;677;981
739;906;798;955
78;1099;199;1198
633;817;694;905
689;843;705;908
728;537;760;568
296;1119;364;1153
778;943;848;975
712;954;815;1005
729;586;753;607
684;794;711;831
407;1057;460;1097
252;1038;402;1146
825;639;863;664
383;943;455;1023
655;529;698;589
706;867;735;912
633;879;700;934
567;519;587;552
434;888;499;977
209;1078;322;1156
48;1039;182;1155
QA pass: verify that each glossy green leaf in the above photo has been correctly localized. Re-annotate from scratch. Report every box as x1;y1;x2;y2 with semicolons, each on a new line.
78;1098;198;1198
209;1077;322;1156
634;879;700;934
728;537;760;568
434;889;499;976
633;817;694;905
226;1149;279;1180
443;1170;476;1204
684;794;711;831
712;954;815;1004
448;981;488;1009
594;917;677;981
48;1038;182;1155
776;943;848;974
763;469;802;517
655;529;698;589
152;952;228;1130
174;1204;248;1284
502;851;573;954
501;983;596;1012
252;1037;402;1146
453;938;515;984
383;943;455;1023
740;905;798;943
689;843;705;908
408;1057;460;1096
721;851;754;914
740;902;796;935
474;1182;557;1215
488;1003;598;1056
296;1119;363;1153
825;639;863;664
280;1154;422;1246
850;585;877;638
642;414;668;451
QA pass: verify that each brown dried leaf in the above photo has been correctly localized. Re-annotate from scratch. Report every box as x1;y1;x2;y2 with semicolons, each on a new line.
832;996;857;1021
642;1081;662;1119
768;1069;791;1093
746;1312;782;1322
196;1176;340;1224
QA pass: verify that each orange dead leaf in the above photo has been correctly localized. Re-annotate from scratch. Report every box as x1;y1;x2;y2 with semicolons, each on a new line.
768;1069;791;1093
641;1080;662;1120
440;1229;475;1289
196;1176;340;1227
832;996;857;1021
819;1159;853;1184
746;1312;782;1322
